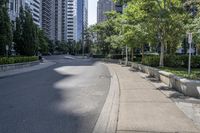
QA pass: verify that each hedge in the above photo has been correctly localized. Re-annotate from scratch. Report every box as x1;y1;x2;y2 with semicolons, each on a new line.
143;55;160;67
93;54;123;59
108;54;123;59
92;55;106;58
0;56;38;65
142;55;200;68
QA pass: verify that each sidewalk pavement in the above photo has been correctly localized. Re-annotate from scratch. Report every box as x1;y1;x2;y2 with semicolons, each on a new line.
0;60;55;78
108;63;200;133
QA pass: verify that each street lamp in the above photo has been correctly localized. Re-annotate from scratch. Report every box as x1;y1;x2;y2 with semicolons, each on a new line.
188;33;192;75
121;20;128;66
5;45;9;57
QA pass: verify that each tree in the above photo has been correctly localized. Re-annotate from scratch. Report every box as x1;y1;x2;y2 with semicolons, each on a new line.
38;29;49;54
90;11;123;55
185;1;200;55
0;0;13;55
47;39;55;54
14;7;24;55
14;8;39;56
121;0;188;66
21;11;38;55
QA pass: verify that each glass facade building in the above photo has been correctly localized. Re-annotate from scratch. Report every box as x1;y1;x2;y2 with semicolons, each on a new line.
76;0;88;41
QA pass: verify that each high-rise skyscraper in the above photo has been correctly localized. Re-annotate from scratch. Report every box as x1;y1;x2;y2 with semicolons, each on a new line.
8;0;41;27
25;0;41;27
66;0;76;41
41;0;88;42
76;0;88;41
8;0;25;22
41;0;51;39
97;0;115;23
97;0;123;23
41;0;88;41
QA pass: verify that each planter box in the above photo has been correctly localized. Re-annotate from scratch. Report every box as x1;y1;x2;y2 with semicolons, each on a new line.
131;62;200;98
0;61;40;72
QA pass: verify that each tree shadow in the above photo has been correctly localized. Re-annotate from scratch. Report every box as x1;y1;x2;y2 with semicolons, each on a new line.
0;60;108;133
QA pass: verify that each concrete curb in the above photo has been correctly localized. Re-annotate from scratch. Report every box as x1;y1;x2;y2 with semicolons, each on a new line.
93;63;120;133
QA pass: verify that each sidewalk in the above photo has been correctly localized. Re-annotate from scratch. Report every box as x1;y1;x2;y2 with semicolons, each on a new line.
108;63;200;133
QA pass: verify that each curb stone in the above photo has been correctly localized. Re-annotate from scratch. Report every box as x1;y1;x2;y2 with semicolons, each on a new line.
93;63;120;133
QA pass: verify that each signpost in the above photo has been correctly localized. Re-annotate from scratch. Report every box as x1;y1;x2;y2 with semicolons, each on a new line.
188;33;192;75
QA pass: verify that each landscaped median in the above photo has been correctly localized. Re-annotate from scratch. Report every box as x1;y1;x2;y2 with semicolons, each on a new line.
0;56;39;72
128;61;200;98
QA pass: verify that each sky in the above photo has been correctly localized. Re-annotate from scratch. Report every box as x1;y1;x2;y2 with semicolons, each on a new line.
88;0;98;26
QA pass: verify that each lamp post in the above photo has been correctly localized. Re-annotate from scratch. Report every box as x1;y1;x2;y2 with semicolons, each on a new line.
121;21;128;66
188;33;192;75
125;44;128;66
121;0;128;66
5;45;9;57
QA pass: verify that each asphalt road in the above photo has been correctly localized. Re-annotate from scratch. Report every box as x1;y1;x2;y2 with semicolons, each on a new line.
0;55;111;133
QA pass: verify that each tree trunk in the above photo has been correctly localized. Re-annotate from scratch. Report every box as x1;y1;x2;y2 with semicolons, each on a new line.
141;44;144;64
196;46;199;55
131;48;134;62
160;40;164;67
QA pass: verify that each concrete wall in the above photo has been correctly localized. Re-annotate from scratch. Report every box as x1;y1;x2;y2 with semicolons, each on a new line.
129;62;200;99
0;61;40;72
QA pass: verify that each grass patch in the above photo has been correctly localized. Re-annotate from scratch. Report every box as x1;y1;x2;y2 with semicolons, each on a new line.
158;67;200;80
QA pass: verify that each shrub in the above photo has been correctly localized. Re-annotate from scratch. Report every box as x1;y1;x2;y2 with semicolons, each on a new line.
191;56;200;68
108;54;123;59
133;54;142;62
143;55;160;67
142;55;200;68
164;55;183;67
92;55;106;58
0;56;38;65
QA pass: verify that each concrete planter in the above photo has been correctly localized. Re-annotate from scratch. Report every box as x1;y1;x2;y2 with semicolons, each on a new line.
119;60;132;66
0;61;40;72
130;62;200;98
104;59;120;64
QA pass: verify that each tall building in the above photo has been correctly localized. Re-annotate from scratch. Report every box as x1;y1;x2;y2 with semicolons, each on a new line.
8;0;25;22
76;0;88;41
97;0;123;23
41;0;51;39
97;0;115;23
44;0;65;41
54;0;62;41
66;0;76;41
8;0;41;27
25;0;41;27
41;0;88;42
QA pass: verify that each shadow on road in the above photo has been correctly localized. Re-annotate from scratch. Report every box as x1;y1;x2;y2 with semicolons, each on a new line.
0;59;110;133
